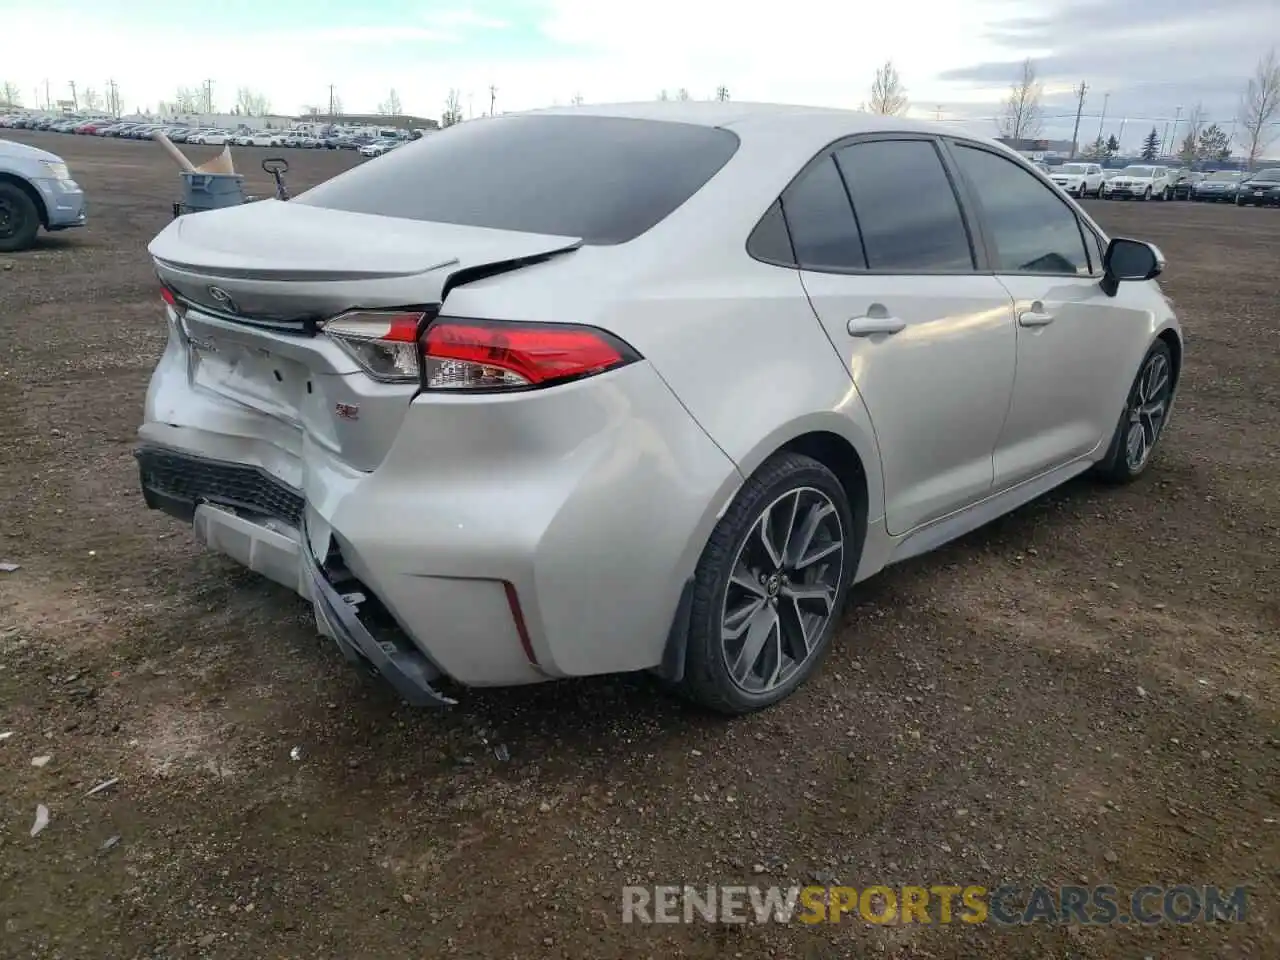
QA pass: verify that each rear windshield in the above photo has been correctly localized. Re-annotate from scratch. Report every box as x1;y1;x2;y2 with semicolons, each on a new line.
295;114;740;245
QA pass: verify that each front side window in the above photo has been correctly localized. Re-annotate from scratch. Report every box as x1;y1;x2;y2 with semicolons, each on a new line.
833;139;974;272
950;144;1091;276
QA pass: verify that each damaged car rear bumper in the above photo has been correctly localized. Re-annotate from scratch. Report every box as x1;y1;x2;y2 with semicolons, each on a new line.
136;445;457;706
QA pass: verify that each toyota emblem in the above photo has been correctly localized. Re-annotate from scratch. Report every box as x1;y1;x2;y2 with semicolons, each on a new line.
207;285;238;313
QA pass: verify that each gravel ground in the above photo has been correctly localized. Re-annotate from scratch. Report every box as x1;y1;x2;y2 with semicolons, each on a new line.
0;131;1277;960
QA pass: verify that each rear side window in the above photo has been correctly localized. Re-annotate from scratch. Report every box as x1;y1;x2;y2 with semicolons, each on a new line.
834;140;974;272
294;115;739;245
779;156;866;270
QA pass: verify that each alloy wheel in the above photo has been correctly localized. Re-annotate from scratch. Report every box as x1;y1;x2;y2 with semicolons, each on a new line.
1125;352;1172;471
719;487;845;694
0;196;16;240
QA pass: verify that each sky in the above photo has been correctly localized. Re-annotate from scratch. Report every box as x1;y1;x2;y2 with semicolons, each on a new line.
2;0;1278;152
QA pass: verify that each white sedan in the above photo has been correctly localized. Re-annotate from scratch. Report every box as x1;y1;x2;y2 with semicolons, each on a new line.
138;103;1181;713
358;139;401;158
232;133;274;147
191;130;232;145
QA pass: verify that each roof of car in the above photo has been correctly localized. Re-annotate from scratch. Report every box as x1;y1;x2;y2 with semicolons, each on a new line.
527;100;962;138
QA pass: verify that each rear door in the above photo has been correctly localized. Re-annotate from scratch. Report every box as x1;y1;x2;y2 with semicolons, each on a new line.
789;136;1018;535
944;140;1152;489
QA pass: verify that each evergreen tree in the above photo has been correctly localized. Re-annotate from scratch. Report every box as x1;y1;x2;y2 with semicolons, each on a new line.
1141;127;1160;160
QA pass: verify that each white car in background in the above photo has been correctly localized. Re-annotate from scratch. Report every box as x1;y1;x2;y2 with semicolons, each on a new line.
1104;165;1175;201
191;130;233;146
358;139;402;158
1049;162;1104;198
231;133;274;147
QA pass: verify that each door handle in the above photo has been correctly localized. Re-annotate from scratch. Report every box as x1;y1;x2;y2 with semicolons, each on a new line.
847;315;907;337
1017;308;1055;327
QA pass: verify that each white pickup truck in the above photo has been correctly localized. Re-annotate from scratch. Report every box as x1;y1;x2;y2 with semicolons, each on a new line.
1048;162;1104;198
1103;164;1175;201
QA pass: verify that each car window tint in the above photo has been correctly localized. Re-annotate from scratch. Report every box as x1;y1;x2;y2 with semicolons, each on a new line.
747;200;796;265
951;145;1090;275
833;139;973;272
780;156;866;270
295;115;739;245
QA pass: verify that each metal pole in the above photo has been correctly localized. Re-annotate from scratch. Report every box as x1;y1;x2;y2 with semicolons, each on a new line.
1069;81;1088;157
1095;92;1109;142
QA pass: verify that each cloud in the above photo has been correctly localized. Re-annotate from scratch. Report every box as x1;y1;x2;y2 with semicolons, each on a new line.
2;0;1276;150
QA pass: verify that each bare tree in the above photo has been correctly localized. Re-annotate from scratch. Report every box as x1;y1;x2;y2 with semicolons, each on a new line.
174;86;200;113
82;86;103;112
1178;102;1206;163
715;85;730;102
0;81;21;107
676;88;691;101
236;87;271;117
998;58;1044;144
867;60;908;116
1238;47;1280;170
657;89;670;101
442;89;463;127
378;88;402;116
571;92;584;106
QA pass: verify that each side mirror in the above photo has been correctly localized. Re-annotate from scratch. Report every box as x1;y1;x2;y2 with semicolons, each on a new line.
1101;238;1164;296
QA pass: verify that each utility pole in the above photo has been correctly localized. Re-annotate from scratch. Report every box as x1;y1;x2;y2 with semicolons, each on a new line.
328;84;335;118
68;81;77;110
1118;116;1127;150
489;84;496;116
1095;91;1110;143
107;79;120;117
202;79;214;115
1069;81;1088;157
45;79;51;111
468;92;474;119
1167;105;1183;158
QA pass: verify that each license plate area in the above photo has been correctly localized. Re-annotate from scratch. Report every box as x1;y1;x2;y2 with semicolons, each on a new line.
189;336;309;423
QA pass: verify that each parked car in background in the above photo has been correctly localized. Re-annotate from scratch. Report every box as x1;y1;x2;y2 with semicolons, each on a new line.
191;130;232;145
1236;168;1280;207
0;137;87;251
1048;161;1104;198
137;105;1181;713
1191;170;1241;202
1170;170;1202;200
1104;165;1175;200
358;138;401;157
231;132;275;147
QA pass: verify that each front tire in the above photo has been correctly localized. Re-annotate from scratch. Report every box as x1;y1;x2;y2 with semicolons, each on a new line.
1094;340;1174;484
1143;187;1152;201
679;452;856;714
0;182;41;253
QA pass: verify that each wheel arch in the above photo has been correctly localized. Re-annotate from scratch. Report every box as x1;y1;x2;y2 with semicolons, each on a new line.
656;415;883;685
0;172;49;228
1156;325;1183;395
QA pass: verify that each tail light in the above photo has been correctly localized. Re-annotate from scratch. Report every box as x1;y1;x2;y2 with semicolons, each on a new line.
322;313;639;391
160;284;185;315
322;310;425;382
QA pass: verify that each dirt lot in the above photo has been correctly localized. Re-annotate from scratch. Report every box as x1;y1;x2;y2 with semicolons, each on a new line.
0;131;1276;959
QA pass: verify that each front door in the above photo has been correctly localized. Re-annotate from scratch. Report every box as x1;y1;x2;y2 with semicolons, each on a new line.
945;140;1155;489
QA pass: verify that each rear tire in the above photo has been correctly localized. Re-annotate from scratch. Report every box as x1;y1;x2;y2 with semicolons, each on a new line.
0;182;41;253
1093;340;1174;484
678;452;856;714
